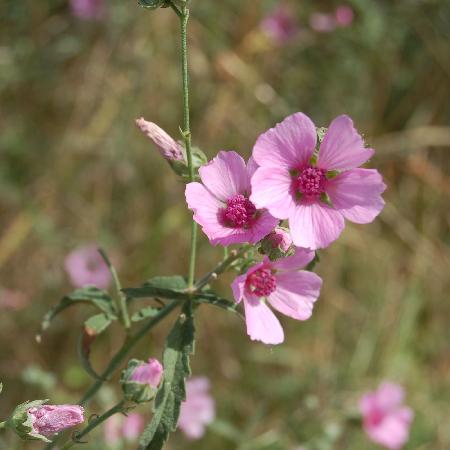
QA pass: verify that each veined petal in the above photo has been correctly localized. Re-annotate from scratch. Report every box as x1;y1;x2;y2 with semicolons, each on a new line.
272;247;315;271
317;115;374;171
199;151;250;201
327;168;386;224
268;271;322;320
249;210;279;243
243;296;284;345
250;166;296;219
289;201;345;250
253;112;317;169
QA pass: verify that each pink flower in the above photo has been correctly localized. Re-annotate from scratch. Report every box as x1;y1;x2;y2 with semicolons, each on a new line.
360;382;414;450
0;288;28;310
64;245;111;289
309;13;336;33
70;0;105;20
178;377;215;440
136;118;185;162
231;249;322;345
130;358;163;387
250;113;386;250
27;405;84;437
185;151;279;246
261;7;299;44
104;413;144;445
335;5;354;28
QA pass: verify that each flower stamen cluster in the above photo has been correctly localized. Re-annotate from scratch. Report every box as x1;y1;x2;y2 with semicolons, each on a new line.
221;194;257;228
246;268;277;297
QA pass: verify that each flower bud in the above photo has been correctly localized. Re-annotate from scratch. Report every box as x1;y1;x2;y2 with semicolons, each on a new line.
120;358;163;403
138;0;171;9
136;118;185;163
8;400;84;442
260;227;293;260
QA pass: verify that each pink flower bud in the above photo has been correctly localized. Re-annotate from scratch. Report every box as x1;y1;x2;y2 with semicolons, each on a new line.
27;405;84;437
130;358;163;387
266;228;292;252
260;7;299;45
64;245;111;289
136;118;185;162
335;5;354;27
70;0;105;20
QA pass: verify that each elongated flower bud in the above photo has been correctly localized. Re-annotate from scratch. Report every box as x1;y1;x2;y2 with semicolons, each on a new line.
121;358;163;403
136;118;185;163
8;400;84;442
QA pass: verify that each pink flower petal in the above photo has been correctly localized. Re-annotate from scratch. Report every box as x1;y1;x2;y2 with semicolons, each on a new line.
272;247;315;271
250;166;296;219
252;112;317;170
327;168;386;224
376;382;406;411
247;156;259;178
268;271;322;320
289;202;345;249
317;115;374;171
248;210;279;242
199;151;250;202
243;296;284;345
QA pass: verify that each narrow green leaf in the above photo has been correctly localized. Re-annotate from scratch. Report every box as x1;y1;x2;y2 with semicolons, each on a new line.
138;301;195;450
131;306;161;322
41;286;116;331
194;295;243;318
123;276;188;302
84;313;114;336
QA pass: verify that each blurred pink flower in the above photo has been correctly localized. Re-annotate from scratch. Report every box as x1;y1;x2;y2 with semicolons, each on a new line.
185;151;278;246
360;382;414;450
0;288;28;310
261;6;299;44
64;245;111;289
70;0;105;20
178;377;215;440
309;13;336;33
28;405;84;437
251;113;386;250
136;118;185;162
104;412;144;445
335;5;354;28
231;249;322;345
130;358;163;387
122;413;145;441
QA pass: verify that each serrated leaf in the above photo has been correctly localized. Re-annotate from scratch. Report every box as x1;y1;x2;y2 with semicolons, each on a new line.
138;0;170;9
131;306;161;322
138;301;195;450
41;287;116;331
123;276;188;303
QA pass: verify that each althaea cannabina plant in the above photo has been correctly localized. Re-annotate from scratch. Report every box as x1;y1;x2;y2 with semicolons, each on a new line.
0;2;391;450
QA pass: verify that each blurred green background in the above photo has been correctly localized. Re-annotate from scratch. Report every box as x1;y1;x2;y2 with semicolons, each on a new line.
1;0;449;449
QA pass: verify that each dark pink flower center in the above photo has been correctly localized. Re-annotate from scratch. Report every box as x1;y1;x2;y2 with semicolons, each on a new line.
296;166;327;198
222;194;257;228
246;268;277;297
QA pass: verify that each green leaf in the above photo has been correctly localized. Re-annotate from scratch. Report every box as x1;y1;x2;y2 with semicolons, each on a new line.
138;301;195;450
131;306;161;322
138;0;170;9
78;313;116;380
194;295;243;318
41;287;116;331
123;276;188;302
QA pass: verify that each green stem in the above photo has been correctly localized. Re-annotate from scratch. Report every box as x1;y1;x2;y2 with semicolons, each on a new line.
59;401;125;450
178;5;198;289
98;248;131;331
44;301;179;450
194;247;249;292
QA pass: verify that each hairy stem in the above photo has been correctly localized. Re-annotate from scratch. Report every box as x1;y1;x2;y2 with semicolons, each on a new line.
194;247;249;292
98;248;131;331
59;401;125;450
178;5;198;289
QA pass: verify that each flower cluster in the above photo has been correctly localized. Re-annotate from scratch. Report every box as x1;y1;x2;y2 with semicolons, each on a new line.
183;112;385;344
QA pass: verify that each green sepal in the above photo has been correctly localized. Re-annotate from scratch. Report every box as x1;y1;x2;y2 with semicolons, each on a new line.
120;359;159;404
316;126;328;143
137;301;195;449
8;399;51;442
137;0;170;9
